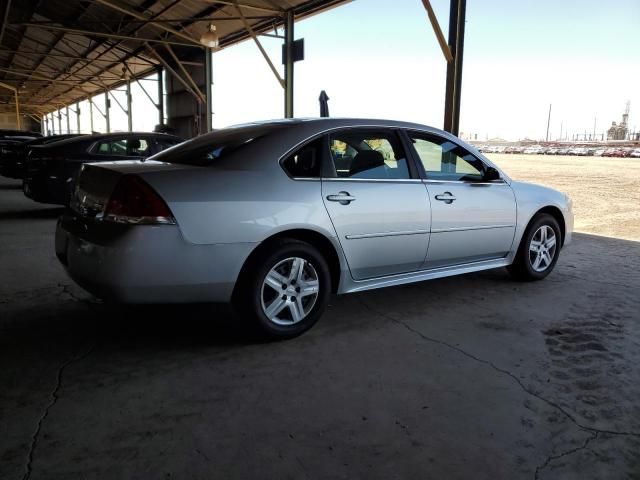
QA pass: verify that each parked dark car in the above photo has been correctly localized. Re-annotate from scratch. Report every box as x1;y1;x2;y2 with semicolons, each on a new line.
23;132;183;205
0;128;43;139
1;134;84;179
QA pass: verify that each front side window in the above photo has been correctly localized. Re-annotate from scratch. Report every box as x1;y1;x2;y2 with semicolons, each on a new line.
281;137;323;178
95;138;150;157
408;133;486;182
329;130;410;180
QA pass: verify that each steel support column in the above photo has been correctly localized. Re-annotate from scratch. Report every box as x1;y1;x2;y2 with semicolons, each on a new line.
443;0;466;136
284;10;294;118
76;102;81;134
65;105;70;133
104;91;110;133
89;98;94;132
157;66;164;125
126;80;133;132
58;111;62;133
204;48;213;132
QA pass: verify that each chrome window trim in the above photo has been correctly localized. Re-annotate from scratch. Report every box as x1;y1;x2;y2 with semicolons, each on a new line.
277;123;511;184
422;179;507;185
345;229;430;240
323;177;423;184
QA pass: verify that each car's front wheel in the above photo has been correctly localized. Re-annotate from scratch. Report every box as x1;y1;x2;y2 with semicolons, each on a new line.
508;213;561;281
235;239;331;339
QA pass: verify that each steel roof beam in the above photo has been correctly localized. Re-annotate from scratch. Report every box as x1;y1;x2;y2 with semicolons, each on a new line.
19;24;203;48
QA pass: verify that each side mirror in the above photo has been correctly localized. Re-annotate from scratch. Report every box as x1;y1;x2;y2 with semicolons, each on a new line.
483;166;501;182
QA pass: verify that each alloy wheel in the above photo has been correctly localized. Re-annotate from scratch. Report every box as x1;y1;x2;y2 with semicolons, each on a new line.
529;225;557;272
260;257;320;325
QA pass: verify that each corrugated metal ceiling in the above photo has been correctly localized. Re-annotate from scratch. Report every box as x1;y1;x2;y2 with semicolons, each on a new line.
0;0;348;115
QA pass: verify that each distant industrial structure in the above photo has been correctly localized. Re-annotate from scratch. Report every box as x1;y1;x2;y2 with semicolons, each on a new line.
607;101;631;140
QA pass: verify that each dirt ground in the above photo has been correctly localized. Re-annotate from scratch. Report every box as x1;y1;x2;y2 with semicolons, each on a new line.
487;154;640;241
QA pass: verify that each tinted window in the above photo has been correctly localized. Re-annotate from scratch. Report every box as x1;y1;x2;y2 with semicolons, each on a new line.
281;137;323;178
155;138;181;152
329;130;410;179
151;125;286;167
95;138;150;157
409;133;485;181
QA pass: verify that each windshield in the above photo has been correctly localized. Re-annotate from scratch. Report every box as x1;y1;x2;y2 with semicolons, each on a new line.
151;124;286;166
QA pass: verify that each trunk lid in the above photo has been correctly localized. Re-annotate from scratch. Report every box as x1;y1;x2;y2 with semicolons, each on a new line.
71;160;193;220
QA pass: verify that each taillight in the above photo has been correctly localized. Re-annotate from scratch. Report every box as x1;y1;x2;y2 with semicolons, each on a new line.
103;175;175;225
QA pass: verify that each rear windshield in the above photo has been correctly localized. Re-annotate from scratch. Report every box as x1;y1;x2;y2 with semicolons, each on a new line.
151;124;285;166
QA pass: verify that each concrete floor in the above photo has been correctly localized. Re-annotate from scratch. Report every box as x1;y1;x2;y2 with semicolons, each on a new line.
1;176;639;480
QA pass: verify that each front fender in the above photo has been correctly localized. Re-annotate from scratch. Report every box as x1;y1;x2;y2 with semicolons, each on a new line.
510;181;574;256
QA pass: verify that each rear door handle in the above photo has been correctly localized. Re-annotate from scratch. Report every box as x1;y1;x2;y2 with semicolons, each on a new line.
326;191;356;205
435;192;456;204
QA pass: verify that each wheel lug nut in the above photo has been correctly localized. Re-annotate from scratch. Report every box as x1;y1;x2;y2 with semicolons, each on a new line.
296;287;301;293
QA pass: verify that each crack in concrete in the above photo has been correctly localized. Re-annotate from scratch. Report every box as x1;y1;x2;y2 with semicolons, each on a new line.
533;431;598;480
357;299;640;439
21;343;95;480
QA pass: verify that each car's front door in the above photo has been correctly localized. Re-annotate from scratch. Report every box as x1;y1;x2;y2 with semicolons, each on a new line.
406;131;517;268
322;129;431;280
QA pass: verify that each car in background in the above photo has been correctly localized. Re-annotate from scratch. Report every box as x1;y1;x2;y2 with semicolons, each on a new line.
545;147;559;155
568;147;587;156
593;148;606;156
23;132;183;205
630;148;640;158
1;134;84;179
556;147;570;155
603;148;629;158
0;129;43;140
56;118;573;339
523;146;544;154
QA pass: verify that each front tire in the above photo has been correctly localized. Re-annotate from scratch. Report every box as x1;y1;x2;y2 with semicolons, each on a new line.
235;239;331;339
508;213;561;281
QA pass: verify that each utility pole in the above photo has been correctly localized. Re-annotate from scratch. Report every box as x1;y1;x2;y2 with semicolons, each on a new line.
559;121;563;141
593;116;597;140
545;103;551;142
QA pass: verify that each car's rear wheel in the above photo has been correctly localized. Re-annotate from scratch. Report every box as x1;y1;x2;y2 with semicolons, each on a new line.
508;213;561;281
235;239;331;339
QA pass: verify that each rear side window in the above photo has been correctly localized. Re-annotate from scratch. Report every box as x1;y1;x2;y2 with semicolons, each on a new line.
94;138;150;157
328;130;411;179
152;129;272;166
281;137;323;178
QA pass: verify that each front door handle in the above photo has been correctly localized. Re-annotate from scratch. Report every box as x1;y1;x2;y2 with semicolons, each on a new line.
435;192;456;204
326;191;356;205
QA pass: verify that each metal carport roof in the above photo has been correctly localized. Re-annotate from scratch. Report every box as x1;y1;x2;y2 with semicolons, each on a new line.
0;0;348;117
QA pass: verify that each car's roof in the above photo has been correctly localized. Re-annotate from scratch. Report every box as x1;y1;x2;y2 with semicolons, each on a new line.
211;117;460;147
229;117;446;132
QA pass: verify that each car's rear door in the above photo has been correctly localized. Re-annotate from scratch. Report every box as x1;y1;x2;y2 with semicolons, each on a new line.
321;128;431;280
405;130;516;268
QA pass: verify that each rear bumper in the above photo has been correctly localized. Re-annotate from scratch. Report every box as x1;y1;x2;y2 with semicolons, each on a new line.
23;174;67;204
55;212;256;303
0;160;23;179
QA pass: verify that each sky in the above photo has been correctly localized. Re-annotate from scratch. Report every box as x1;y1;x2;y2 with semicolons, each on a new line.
48;0;640;141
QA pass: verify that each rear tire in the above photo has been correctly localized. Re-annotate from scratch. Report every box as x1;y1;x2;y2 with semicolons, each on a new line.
234;239;331;340
508;213;561;281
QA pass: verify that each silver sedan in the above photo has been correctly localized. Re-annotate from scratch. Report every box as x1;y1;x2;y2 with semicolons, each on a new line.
56;118;573;338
